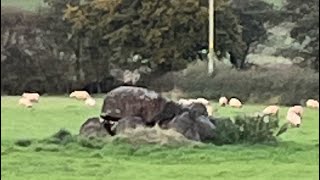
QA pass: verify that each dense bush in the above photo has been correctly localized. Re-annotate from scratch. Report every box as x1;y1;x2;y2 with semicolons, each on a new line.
209;117;240;145
211;113;280;145
161;61;319;105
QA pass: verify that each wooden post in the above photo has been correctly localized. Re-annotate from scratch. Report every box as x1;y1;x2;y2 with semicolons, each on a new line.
208;0;215;75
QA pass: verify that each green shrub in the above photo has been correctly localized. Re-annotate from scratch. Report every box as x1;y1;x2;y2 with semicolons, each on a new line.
234;113;279;144
211;113;281;145
210;117;240;145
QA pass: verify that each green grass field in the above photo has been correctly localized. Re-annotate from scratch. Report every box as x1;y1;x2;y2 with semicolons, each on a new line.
1;0;45;11
1;96;319;180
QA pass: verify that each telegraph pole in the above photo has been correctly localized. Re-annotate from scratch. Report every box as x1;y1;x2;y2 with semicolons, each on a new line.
208;0;215;75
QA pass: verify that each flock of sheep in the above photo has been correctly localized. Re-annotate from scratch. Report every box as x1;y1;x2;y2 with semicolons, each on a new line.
18;90;318;129
178;97;319;128
18;91;97;108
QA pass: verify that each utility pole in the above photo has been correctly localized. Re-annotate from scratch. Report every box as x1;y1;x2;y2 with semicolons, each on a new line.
208;0;215;75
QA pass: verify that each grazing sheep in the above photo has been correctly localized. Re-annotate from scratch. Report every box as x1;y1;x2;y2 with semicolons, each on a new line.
22;92;40;103
18;97;32;108
178;98;205;106
262;105;280;116
85;97;96;107
206;104;214;116
219;97;228;106
188;99;198;104
277;109;302;136
69;91;90;100
306;99;319;109
286;111;301;127
288;105;304;117
196;98;210;105
229;98;242;108
178;98;192;106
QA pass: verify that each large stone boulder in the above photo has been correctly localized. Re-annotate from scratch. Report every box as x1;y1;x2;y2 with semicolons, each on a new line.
82;86;217;142
79;117;110;138
115;116;146;134
183;102;209;117
100;86;168;124
152;101;185;127
167;111;216;141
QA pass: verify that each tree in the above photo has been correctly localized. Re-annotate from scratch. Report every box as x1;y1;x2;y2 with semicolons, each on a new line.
63;0;211;76
0;0;277;94
227;0;271;69
283;0;319;71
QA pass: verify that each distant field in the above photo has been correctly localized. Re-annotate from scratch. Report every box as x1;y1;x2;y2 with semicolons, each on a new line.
1;0;45;11
1;96;319;180
263;0;285;9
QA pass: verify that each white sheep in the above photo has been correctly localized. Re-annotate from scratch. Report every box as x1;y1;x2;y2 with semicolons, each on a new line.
206;104;214;116
188;99;199;104
85;97;96;107
69;91;90;100
196;98;210;105
219;97;228;106
288;105;303;117
229;98;242;108
276;106;302;136
178;98;192;106
286;111;301;127
262;105;280;116
22;92;40;103
306;99;319;109
18;97;33;108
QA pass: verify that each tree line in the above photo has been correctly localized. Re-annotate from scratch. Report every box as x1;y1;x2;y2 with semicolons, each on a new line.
1;0;318;94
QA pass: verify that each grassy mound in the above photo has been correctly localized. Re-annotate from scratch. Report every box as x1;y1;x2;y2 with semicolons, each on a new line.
112;125;201;147
14;113;284;149
39;129;74;145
